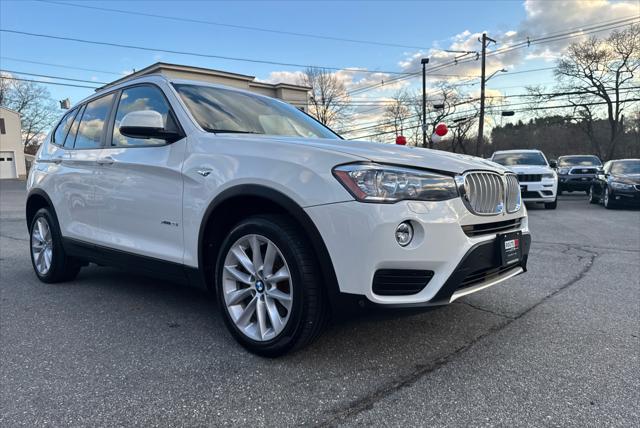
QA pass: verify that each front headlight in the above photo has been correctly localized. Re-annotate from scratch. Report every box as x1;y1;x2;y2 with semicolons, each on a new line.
557;167;570;175
610;181;634;190
542;172;556;179
333;163;458;203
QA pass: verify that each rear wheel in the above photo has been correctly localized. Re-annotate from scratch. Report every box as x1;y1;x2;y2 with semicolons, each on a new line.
588;185;599;204
29;208;81;283
215;215;326;357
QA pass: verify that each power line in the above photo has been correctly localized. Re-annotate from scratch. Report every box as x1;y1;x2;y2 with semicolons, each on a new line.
0;75;99;89
0;28;416;76
343;88;640;137
345;18;639;97
0;69;108;84
353;96;640;140
0;56;126;76
37;0;433;51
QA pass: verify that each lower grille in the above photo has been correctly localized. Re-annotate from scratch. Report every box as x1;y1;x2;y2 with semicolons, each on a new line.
462;218;523;237
570;168;597;175
522;191;540;198
372;269;434;296
517;174;542;182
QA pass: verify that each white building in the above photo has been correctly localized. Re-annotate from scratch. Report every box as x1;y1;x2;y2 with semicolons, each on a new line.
98;62;310;111
0;107;27;180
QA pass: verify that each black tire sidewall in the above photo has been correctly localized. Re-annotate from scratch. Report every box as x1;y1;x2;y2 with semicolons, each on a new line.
29;208;66;283
589;186;598;204
214;217;313;356
604;187;613;209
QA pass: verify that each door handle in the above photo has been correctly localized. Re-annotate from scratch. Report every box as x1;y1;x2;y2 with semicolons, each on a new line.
52;157;63;164
97;156;115;165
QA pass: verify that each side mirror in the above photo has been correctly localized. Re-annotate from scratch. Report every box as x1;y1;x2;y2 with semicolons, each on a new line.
119;110;181;142
549;159;557;168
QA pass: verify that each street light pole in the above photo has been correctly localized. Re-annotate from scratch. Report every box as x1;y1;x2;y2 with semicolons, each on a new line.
421;58;429;148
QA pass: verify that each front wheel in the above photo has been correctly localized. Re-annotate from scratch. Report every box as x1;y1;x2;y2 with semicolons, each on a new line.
215;215;326;357
544;199;558;209
588;185;599;204
603;186;615;209
29;208;81;283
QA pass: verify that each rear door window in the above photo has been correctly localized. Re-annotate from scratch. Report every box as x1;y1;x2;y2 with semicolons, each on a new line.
64;105;85;148
52;109;78;146
74;94;115;149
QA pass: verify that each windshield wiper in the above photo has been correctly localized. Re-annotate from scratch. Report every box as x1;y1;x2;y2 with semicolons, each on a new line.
203;127;263;134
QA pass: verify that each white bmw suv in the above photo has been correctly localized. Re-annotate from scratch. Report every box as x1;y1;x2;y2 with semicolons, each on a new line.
27;75;530;356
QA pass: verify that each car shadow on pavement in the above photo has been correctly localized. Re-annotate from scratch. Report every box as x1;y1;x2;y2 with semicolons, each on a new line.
67;263;501;363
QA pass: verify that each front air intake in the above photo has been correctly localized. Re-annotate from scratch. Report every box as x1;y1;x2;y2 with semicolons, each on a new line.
372;269;434;296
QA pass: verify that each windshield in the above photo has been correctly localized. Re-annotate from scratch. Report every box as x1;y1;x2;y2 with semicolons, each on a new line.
558;156;601;167
611;161;640;175
492;152;547;166
173;83;339;139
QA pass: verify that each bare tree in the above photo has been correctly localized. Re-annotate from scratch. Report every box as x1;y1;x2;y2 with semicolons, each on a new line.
0;76;59;150
423;83;464;149
376;90;412;141
298;67;351;128
551;24;640;160
450;115;478;154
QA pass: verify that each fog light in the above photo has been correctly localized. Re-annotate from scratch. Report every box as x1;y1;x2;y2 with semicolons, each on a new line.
395;222;414;247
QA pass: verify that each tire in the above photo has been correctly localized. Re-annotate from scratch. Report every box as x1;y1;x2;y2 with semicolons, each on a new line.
588;185;599;204
603;186;615;209
215;215;326;357
29;208;81;283
544;199;558;209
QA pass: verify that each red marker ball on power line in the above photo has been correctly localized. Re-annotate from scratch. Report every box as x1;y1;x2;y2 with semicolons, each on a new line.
435;123;448;137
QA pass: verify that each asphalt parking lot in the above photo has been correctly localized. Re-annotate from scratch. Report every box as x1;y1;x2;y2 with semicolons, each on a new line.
1;179;638;427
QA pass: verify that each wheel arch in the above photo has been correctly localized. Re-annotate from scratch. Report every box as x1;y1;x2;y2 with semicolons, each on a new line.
26;189;57;232
197;184;341;308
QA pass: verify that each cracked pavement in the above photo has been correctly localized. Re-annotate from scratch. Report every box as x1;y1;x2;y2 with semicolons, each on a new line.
1;180;639;426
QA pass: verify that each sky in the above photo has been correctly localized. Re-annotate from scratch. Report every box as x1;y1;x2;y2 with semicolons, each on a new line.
0;0;638;139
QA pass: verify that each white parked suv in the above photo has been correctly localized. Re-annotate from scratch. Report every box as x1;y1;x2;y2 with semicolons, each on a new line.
27;75;530;356
490;149;558;209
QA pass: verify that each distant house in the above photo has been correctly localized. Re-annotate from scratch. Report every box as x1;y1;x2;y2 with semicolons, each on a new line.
0;107;27;180
98;62;310;111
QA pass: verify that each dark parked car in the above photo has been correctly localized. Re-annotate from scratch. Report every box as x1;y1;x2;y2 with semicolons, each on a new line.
556;155;602;194
589;159;640;209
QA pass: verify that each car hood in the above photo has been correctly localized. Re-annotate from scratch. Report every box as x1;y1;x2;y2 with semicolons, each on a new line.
612;173;640;184
225;135;510;175
502;164;554;174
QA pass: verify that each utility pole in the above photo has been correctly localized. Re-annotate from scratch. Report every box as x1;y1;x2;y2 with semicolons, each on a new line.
421;58;429;148
476;33;495;157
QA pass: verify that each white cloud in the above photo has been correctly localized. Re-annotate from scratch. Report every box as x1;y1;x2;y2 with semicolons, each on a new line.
398;0;638;83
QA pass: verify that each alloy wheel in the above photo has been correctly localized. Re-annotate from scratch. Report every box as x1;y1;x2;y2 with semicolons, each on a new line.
31;217;53;275
222;234;293;341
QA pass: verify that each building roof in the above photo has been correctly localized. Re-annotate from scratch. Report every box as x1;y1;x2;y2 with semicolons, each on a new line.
0;106;21;118
97;62;310;92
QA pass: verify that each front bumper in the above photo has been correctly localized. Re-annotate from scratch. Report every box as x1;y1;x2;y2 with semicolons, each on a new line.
611;187;640;205
559;174;594;190
520;179;557;202
305;198;529;306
